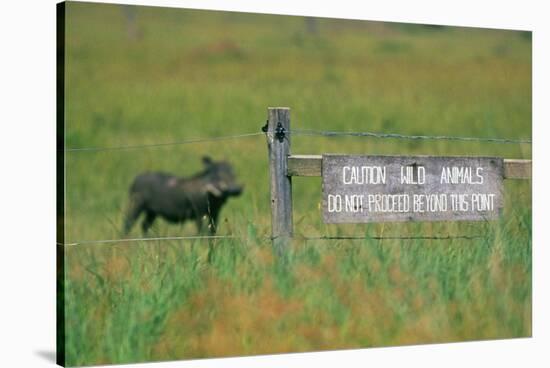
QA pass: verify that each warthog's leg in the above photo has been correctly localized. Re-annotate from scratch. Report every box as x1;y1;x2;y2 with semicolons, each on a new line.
195;214;217;235
123;197;144;234
195;217;204;234
207;212;220;235
141;210;157;234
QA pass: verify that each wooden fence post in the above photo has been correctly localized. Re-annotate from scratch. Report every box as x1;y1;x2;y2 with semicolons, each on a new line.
266;107;293;257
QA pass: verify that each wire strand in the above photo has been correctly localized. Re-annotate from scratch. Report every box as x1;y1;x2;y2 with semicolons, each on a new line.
57;235;237;246
63;132;264;152
62;125;532;153
300;235;485;241
57;233;486;246
291;129;531;144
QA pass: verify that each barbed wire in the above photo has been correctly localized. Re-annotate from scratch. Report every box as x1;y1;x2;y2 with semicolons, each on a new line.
61;124;531;153
291;129;532;144
301;235;485;241
57;233;487;246
57;235;236;246
59;124;524;246
63;132;264;152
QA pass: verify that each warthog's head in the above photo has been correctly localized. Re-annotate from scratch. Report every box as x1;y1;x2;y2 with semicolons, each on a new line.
202;156;244;198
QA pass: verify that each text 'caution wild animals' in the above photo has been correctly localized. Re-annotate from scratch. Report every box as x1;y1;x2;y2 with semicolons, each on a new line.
322;155;504;223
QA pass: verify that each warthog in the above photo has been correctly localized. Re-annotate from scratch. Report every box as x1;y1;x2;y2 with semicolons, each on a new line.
123;156;243;235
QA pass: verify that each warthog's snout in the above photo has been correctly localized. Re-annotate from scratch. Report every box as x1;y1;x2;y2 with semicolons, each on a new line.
227;184;243;196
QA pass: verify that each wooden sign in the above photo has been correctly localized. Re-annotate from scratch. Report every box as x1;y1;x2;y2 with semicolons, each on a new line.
322;155;504;223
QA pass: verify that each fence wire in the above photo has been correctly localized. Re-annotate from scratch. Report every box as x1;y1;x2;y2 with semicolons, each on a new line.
63;132;264;152
61;124;531;153
301;235;485;241
291;128;532;144
58;233;487;246
60;122;527;246
57;235;237;246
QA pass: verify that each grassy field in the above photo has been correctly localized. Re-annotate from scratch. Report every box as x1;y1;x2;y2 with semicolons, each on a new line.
61;2;532;366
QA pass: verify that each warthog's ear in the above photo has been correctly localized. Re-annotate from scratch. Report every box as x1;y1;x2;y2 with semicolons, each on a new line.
205;183;222;197
202;156;213;166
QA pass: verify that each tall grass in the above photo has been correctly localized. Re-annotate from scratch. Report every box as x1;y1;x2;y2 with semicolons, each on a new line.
62;2;531;366
64;210;531;365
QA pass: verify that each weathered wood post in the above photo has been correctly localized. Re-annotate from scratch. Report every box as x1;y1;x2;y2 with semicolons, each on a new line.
266;107;293;257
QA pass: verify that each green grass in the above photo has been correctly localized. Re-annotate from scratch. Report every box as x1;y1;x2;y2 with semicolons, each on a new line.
62;2;531;366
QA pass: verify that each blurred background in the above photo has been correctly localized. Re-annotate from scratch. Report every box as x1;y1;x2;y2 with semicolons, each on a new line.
62;2;531;366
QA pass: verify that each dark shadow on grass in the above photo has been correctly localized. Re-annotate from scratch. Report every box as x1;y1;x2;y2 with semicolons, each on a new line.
35;350;56;364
